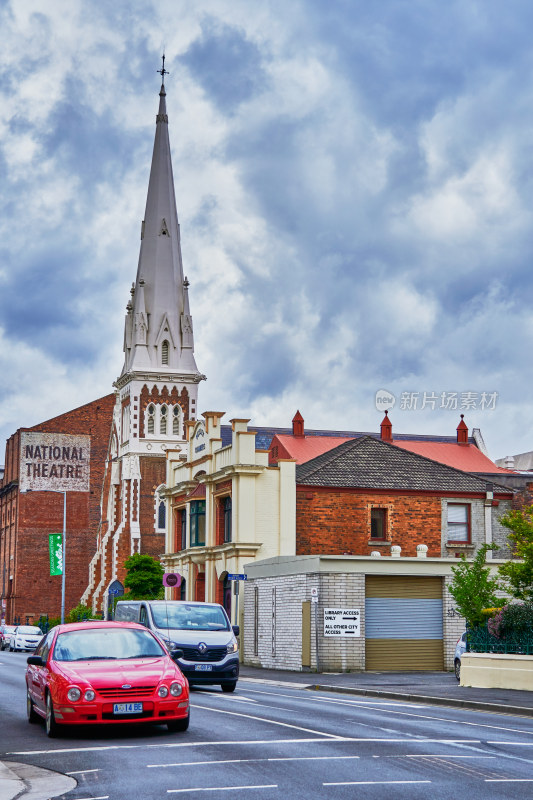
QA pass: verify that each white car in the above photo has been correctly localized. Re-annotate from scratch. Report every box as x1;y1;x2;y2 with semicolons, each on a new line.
0;625;17;650
10;625;43;652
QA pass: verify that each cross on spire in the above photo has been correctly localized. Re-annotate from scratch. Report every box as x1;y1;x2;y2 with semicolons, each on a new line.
157;54;169;85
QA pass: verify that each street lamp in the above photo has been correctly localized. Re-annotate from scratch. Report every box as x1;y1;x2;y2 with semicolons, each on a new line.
25;489;67;624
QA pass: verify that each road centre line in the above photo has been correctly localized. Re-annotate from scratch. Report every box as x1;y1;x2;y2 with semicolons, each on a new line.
168;786;278;793
74;797;109;799
190;702;345;738
148;756;361;768
7;737;483;756
242;689;533;737
485;779;533;782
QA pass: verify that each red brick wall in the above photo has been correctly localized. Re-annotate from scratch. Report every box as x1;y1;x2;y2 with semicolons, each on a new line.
139;456;167;558
0;394;114;624
296;487;443;557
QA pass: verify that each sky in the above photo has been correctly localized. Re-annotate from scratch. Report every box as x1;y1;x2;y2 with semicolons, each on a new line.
0;0;531;463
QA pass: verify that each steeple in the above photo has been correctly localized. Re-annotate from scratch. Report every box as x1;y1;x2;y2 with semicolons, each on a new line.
120;72;200;378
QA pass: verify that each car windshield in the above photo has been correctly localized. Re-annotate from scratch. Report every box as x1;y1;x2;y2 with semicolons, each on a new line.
53;628;166;661
152;604;230;631
17;626;42;634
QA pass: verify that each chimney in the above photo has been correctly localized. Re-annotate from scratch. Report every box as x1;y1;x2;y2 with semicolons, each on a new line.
456;414;468;445
292;410;305;437
380;410;393;442
504;455;515;470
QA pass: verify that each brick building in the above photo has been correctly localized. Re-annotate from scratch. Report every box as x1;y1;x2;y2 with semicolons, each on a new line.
83;76;205;617
295;435;513;558
0;395;114;624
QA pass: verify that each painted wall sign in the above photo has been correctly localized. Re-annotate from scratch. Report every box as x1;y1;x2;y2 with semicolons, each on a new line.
324;608;361;637
19;432;90;493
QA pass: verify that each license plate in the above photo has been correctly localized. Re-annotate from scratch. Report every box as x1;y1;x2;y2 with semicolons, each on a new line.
113;702;143;714
194;664;213;671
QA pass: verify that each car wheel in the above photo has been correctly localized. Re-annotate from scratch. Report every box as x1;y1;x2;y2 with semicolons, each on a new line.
45;693;59;737
454;659;461;681
9;645;13;652
27;690;39;723
221;682;237;693
167;713;190;732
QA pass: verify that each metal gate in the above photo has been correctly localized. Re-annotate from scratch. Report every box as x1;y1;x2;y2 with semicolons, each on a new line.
365;576;443;670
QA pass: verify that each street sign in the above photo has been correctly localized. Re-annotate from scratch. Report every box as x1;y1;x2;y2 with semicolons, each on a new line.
49;533;63;576
311;596;318;604
324;608;361;637
310;587;318;597
163;572;181;588
227;574;247;581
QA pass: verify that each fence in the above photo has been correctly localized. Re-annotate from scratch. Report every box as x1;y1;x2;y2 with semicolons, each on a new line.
467;623;533;655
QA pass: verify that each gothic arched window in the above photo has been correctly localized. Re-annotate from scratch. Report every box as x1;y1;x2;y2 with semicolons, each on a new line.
147;404;155;434
173;405;181;436
160;404;168;435
158;500;166;530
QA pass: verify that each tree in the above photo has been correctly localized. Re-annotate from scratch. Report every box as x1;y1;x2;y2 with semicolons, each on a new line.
498;504;533;601
123;553;164;600
448;544;501;627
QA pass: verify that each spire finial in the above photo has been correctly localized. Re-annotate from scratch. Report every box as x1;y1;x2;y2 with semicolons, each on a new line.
157;54;169;85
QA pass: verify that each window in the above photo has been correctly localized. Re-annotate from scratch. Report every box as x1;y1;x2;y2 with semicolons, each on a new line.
447;504;470;543
162;340;169;364
173;405;180;436
157;500;166;530
371;508;387;540
223;496;232;543
190;500;205;547
160;404;167;434
180;509;187;550
147;404;155;434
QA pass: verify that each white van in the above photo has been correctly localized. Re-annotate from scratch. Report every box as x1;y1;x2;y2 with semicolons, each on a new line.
114;600;239;692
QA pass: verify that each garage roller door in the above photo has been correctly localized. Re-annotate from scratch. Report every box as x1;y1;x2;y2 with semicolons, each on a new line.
365;576;443;670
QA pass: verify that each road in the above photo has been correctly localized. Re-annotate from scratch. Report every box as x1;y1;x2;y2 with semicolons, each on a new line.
1;649;533;799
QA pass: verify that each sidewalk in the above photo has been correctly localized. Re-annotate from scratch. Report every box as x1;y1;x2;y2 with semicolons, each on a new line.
239;665;533;717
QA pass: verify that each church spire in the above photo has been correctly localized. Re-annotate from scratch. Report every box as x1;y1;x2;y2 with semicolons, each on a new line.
121;62;200;378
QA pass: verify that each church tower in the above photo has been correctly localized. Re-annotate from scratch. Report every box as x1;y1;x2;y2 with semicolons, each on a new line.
84;64;205;616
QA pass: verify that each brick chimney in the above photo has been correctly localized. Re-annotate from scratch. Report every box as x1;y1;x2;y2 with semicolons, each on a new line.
380;410;393;442
292;410;305;437
456;414;468;445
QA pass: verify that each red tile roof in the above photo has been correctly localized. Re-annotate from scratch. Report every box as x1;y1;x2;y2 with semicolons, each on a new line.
272;433;513;474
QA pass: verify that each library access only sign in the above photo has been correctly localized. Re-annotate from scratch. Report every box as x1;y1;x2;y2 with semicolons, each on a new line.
324;608;361;637
19;432;90;493
49;533;63;576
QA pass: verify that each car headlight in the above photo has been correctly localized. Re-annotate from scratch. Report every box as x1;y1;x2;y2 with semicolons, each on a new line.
170;682;183;697
84;689;95;702
67;687;81;702
158;686;169;698
227;639;238;654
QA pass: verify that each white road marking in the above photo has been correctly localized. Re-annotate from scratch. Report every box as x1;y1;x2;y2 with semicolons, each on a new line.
373;754;496;759
7;737;482;756
149;755;361;767
325;780;432;786
190;702;344;738
488;742;533;746
485;779;533;782
66;769;101;774
74;796;109;799
168;785;278;793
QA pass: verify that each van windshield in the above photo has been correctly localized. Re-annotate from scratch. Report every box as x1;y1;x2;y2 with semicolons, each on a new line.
152;604;230;631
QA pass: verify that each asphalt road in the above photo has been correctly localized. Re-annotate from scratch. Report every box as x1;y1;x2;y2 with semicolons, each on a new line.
2;649;533;799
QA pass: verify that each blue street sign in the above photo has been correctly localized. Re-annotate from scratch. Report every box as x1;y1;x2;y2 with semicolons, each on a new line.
227;574;247;581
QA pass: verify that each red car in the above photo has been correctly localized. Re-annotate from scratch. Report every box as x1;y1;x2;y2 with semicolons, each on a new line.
26;620;189;737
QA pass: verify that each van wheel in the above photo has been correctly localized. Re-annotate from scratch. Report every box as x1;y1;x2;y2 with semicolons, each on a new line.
221;682;237;693
454;659;461;681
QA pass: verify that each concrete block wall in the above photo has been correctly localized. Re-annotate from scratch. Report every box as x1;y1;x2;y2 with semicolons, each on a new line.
244;572;365;672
